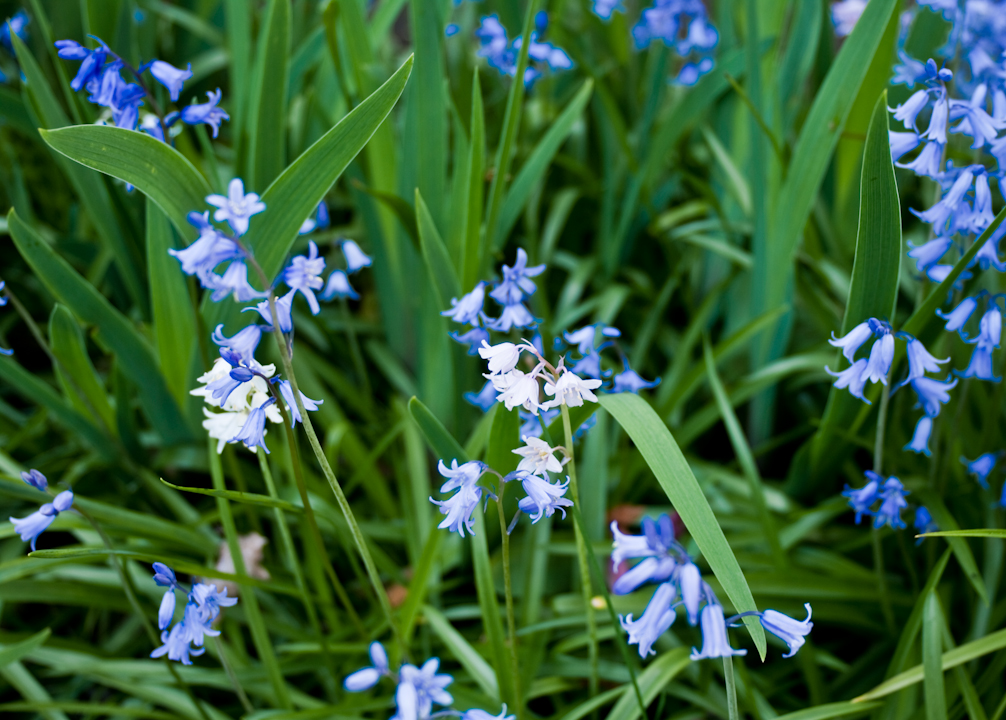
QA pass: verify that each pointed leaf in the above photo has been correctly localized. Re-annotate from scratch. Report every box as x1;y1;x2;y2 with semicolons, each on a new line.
415;189;461;308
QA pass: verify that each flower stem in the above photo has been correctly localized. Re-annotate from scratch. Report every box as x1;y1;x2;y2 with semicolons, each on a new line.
213;636;254;713
560;403;599;701
495;483;523;720
872;527;896;634
723;656;739;720
340;296;372;401
873;373;892;474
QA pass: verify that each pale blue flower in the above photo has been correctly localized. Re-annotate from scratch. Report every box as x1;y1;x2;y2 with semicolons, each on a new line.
912;166;976;235
442;282;485;325
1;10;30;51
914;506;938;541
570;350;603;379
178;89;229;137
283;240;326;314
620;581;677;658
592;0;624;19
892;90;932;132
893;50;928;86
463;707;515;720
828;320;874;363
959;308;1002;381
610;515;682;594
464;380;498;412
168;212;243;278
212;324;264;366
962;452;1000;489
898;140;944;177
277;380;322;426
905;415;934;456
911;375;958;416
189;582;237;624
298;201;330;235
202;260;267;303
758;604;813;658
895;337;949;389
149;60;191;102
397;658;454;720
430;459;490;537
158;587;176;630
150;615;203;665
515;472;572;523
937;296;978;337
832;0;865;36
231;398;276;453
10;489;73;551
907;236;952;272
843;470;881;524
245;290;295;333
485;301;536;332
206;178;265;236
950;88;1002;149
612;359;661;393
341;240;372;273
451;327;491;355
518;406;558;436
20;469;47;492
345;641;389;692
320;270;359;301
445;23;460;37
490;248;546;305
678;562;704;625
873;477;909;530
690;604;746;661
974;224;1006;271
825;358;870;402
890;131;922;162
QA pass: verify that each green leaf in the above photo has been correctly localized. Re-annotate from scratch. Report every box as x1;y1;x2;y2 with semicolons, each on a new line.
246;0;290;189
605;648;691;720
409;0;448;229
915;491;989;606
470;511;513;705
853;628;1006;702
0;703;176;720
461;70;486;291
0;629;50;669
408;396;468;462
351;179;419;246
597;393;767;656
495;80;594;246
39;125;211;239
423;604;499;700
920;529;1006;538
772;702;882;720
145;199;196;407
48;304;115;433
8;210;191;445
399;526;443;640
159;478;303;513
923;591;947;720
415;189;462;309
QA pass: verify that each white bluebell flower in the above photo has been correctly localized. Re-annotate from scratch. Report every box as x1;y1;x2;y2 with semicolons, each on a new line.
479;340;526;375
515;472;573;522
690;604;747;661
341;240;372;273
464;380;498;412
910;375;958;416
828;321;873;363
937;296;978;337
832;0;866;36
206;178;265;236
276;380;323;427
962;452;1000;489
245;290;295;334
905;415;934;456
20;469;47;492
398;657;454;719
612;359;661;393
843;471;881;524
513;436;563;475
442;282;486;325
873;477;909;530
491;249;546;305
960;307;1002;381
0;10;30;50
463;707;515;720
890;131;922;162
542;368;602;410
490;366;545;414
620;582;678;658
10;489;73;551
485;301;536;332
344;641;389;691
451;327;491;355
230;397;276;453
757;604;813;658
825;358;871;403
895;336;949;390
907;236;952;272
591;0;624;19
283;240;326;315
177;89;229;137
320;269;359;301
914;506;938;541
149;60;192;102
677;562;704;625
430;459;490;537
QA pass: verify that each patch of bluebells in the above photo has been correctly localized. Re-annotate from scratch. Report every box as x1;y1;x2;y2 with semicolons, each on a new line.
611;514;813;659
471;12;572;87
344;641;513;720
149;563;238;665
8;469;74;551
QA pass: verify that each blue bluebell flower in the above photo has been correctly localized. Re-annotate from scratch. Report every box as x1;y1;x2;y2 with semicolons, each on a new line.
202;260;267;303
10;489;73;551
896;336;950;389
150;578;236;665
229;398;275;453
442;282;486;325
451;327;491;355
950;88;1002;149
298;201;330;235
621;582;678;658
345;642;389;691
592;0;624;19
907;236;953;272
0;10;29;51
874;477;909;530
445;23;460;37
912;166;977;233
564;325;620;355
341;240;372;273
463;708;515;720
938;296;978;337
397;658;454;720
149;60;191;102
490;248;546;306
430;459;490;537
570;350;603;380
177;89;229;137
20;469;47;492
831;0;865;36
893;50;928;86
612;359;661;393
633;0;719;86
960;307;1002;381
890;131;922;162
475;14;571;87
518;406;559;437
514;471;572;523
485;300;536;332
609;516;679;594
276;380;322;426
914;506;938;541
757;605;813;658
911;375;958;416
157;585;177;630
898;139;944;177
905;415;934;456
825;358;871;403
56;38;107;91
962;452;1000;489
245;290;295;334
974;225;1006;271
212;324;264;366
320;270;359;301
828;321;874;363
843;471;882;524
207;178;265;236
150;614;202;664
464;380;498;412
140;114;165;142
677;561;704;625
476;15;513;74
690;604;747;660
168;212;243;279
283;241;326;315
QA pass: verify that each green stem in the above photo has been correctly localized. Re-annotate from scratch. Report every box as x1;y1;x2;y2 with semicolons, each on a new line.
724;656;739;720
560;403;598;701
872;527;896;634
873;374;892;474
340;297;372;401
495;484;522;720
213;636;254;713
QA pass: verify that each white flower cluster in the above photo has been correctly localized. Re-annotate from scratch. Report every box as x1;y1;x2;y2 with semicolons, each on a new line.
479;340;602;415
191;358;283;452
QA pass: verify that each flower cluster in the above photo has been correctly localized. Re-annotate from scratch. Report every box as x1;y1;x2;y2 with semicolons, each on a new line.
472;12;572;88
55;36;226;138
594;0;719;86
831;0;867;37
961;452;1006;507
344;642;513;720
611;515;813;659
9;469;74;551
0;9;29;83
149;563;238;665
842;471;912;529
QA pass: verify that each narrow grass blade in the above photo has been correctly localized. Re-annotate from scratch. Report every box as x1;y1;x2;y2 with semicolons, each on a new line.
399;527;443;640
772;702;882;720
159;478;303;512
0;628;51;668
410;0;448;228
423;604;500;701
922;591;947;720
246;0;290;189
415;189;462;308
916;491;989;606
605;647;691;720
408;396;468;462
470;511;513;705
48;304;115;433
462;70;485;291
920;529;1006;538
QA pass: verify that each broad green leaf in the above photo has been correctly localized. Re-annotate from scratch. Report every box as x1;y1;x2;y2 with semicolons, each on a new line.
605;648;691;720
808;91;901;480
854;628;1006;701
920;529;1006;538
410;0;448;228
8;210;192;445
598;393;767;656
772;702;882;720
462;69;486;291
146;199;196;407
246;0;290;189
415;189;462;309
423;604;499;700
486;404;520;476
159;478;303;513
48;304;115;433
923;592;947;720
408;396;468;462
39;125;211;239
495;80;594;246
0;628;50;668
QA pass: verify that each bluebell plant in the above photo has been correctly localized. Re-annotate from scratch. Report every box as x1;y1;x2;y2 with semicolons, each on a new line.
471;12;572;88
149;563;238;665
842;471;912;530
9;469;73;551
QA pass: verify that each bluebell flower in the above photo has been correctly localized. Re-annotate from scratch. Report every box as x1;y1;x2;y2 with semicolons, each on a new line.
905;415;934;456
516;31;573;73
518;406;558;437
911;375;958;416
828;321;874;363
190;582;237;624
345;642;389;691
230;398;276;453
20;469;48;492
1;10;30;51
202;260;267;303
621;582;678;657
612;359;661;393
563;324;620;356
690;604;747;661
962;452;1000;489
592;0;624;19
914;506;938;541
150;580;237;665
570;350;603;379
832;0;865;36
149;60;191;102
913;167;976;233
890;131;922;162
442;282;486;325
677;561;704;625
974;225;1006;271
960;308;1002;381
758;604;813;658
893;50;928;87
245;290;295;334
152;562;178;589
56;38;107;91
430;459;490;537
140;113;165;142
937;296;978;337
1000;480;1006;509
10;489;73;551
168;212;244;278
476;15;513;74
490;248;546;305
969;173;996;235
465;380;499;412
907;236;952;272
485;301;536;332
341;240;372;273
610;515;681;594
276;379;322;426
451;327;491;355
177;89;229;137
463;708;515;720
207;178;265;236
514;471;573;523
283;241;326;315
895;337;949;389
445;23;460;37
212;324;264;366
158;585;176;630
320;270;359;301
397;658;454;720
874;477;909;530
898;139;944;177
950;87;1002;149
299;201;330;234
843;470;882;524
150;614;202;664
825;358;871;403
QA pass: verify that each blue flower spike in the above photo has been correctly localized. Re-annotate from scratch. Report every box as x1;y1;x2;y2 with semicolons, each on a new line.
962;452;1001;489
10;489;74;551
